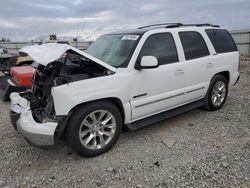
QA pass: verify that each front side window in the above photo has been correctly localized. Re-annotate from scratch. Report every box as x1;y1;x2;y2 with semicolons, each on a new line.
179;31;210;60
205;29;237;53
138;33;179;65
86;34;141;68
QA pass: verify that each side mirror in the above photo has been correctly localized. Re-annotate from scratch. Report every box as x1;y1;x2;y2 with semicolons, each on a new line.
135;56;159;70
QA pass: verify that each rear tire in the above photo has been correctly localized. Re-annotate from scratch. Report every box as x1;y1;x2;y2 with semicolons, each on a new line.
65;100;122;157
203;75;228;111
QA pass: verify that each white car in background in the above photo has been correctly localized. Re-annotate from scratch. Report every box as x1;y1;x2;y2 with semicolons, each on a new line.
10;23;239;157
0;45;8;54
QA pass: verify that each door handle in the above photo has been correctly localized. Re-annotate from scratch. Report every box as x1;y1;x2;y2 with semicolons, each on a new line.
206;62;213;69
175;69;184;76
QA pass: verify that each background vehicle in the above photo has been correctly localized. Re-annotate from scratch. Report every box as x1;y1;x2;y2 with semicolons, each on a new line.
0;45;8;54
0;66;34;101
10;23;239;157
0;40;71;75
0;40;72;100
0;45;12;73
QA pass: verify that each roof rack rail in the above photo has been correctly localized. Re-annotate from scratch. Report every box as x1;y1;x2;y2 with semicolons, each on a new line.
165;23;183;28
137;23;220;30
137;23;183;29
181;23;220;28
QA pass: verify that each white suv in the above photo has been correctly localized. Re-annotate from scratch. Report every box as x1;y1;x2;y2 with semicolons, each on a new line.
10;23;240;157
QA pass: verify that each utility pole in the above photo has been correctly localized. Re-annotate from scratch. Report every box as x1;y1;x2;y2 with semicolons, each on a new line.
76;24;78;48
248;31;250;55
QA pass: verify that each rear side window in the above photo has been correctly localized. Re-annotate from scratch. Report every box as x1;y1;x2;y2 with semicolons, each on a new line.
139;33;178;65
179;31;209;60
206;29;237;53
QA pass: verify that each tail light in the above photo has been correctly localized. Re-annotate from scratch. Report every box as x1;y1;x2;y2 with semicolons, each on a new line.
10;66;35;87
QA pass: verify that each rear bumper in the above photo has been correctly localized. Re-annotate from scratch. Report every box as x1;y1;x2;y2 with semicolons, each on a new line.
231;72;240;86
233;75;240;86
17;110;58;147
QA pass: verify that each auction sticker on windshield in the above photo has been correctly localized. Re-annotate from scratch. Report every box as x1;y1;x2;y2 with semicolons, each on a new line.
121;35;139;40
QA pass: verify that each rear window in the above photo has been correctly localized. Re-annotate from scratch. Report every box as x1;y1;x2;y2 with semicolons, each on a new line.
179;31;210;60
205;29;237;53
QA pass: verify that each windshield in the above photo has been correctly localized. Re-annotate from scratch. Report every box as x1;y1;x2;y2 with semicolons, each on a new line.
86;34;141;68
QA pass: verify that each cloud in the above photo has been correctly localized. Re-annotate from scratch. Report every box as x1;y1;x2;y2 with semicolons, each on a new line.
0;19;21;29
32;4;66;10
0;0;249;41
73;0;82;6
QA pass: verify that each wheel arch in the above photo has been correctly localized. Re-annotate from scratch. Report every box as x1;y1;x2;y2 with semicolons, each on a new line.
69;97;125;121
56;97;126;138
203;71;229;111
212;70;230;84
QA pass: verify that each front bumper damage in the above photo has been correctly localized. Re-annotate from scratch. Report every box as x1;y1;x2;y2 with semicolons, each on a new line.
10;92;58;147
17;110;58;147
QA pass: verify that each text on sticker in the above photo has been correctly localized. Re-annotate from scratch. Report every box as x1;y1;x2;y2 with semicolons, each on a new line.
121;35;139;40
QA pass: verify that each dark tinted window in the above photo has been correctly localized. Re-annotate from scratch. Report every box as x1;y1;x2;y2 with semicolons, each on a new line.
139;33;178;65
179;31;209;60
206;29;237;53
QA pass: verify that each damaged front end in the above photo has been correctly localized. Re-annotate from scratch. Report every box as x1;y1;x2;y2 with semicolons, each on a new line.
10;43;116;147
24;51;114;123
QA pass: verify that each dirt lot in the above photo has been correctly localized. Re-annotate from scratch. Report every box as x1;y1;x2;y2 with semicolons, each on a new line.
0;61;249;188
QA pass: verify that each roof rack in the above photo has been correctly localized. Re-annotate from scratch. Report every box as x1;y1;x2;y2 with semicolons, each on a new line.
181;23;220;28
137;23;183;29
137;23;220;29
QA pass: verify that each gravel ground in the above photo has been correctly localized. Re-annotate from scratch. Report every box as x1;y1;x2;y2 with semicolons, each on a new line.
0;61;249;188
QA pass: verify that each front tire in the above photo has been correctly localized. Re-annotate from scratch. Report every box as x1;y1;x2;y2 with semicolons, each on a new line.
65;100;122;157
203;75;228;111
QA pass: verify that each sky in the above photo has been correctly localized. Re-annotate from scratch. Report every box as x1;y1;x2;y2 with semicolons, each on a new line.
0;0;249;41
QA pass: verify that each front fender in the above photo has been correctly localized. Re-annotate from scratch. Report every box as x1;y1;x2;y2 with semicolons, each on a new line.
51;73;131;122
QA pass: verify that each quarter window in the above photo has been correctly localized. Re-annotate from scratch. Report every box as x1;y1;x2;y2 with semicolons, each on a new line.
205;29;237;53
179;31;210;60
139;33;179;65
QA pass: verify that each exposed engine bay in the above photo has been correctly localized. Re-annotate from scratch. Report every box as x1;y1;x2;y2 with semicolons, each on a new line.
20;50;114;123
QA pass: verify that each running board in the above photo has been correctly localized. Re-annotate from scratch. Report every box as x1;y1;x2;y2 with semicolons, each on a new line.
127;99;205;131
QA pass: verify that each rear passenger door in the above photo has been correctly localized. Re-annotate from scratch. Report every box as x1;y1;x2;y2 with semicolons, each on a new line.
178;31;212;102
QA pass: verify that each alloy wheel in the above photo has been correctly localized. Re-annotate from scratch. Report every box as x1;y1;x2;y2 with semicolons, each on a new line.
79;110;116;150
211;81;226;106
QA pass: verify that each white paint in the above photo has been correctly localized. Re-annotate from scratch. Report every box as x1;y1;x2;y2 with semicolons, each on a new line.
140;56;158;67
13;26;240;132
19;43;117;72
52;27;239;123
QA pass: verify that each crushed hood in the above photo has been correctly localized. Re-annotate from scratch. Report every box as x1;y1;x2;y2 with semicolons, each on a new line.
19;43;117;72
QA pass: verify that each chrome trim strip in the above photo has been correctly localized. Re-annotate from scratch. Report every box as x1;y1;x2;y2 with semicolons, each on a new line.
133;93;147;98
134;87;205;109
186;87;205;94
135;92;185;108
